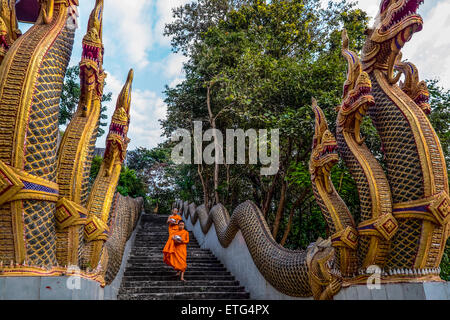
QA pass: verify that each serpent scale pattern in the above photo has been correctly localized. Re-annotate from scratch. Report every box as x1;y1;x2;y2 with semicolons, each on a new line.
23;13;75;266
179;200;312;297
104;194;142;284
369;76;424;268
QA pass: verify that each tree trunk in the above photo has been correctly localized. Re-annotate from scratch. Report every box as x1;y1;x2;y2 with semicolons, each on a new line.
262;172;279;219
197;164;209;212
271;138;292;239
226;164;233;209
272;177;287;239
206;84;220;205
280;189;309;246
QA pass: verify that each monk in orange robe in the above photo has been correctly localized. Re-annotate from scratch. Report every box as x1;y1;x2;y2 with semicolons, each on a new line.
163;220;189;281
167;207;183;235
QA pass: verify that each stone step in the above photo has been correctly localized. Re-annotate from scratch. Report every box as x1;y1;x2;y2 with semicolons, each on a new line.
131;247;203;251
132;244;201;248
136;232;172;235
122;275;236;282
135;236;198;239
127;262;223;268
135;232;196;235
125;266;227;272
118;215;249;300
131;247;208;251
128;258;220;264
130;251;212;256
134;238;194;242
129;254;210;258
117;292;250;300
124;270;231;277
128;257;216;262
135;236;197;241
120;280;241;288
130;248;209;257
119;285;246;294
137;232;172;235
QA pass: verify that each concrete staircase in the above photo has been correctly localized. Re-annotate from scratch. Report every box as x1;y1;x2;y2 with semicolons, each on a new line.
117;214;250;300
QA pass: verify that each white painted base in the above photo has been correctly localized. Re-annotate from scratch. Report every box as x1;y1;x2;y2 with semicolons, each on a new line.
0;214;142;300
0;276;104;300
334;282;450;300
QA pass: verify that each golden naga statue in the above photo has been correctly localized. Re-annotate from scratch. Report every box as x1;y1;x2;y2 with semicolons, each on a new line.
0;0;142;286
175;0;449;300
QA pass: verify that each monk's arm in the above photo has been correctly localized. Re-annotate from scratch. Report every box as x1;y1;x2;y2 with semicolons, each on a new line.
182;232;189;244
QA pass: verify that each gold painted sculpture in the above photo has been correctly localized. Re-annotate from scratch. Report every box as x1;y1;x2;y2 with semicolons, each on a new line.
174;0;449;300
0;0;142;287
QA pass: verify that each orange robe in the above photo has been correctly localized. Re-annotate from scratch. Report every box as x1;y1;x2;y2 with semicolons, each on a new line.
167;214;183;235
163;229;189;272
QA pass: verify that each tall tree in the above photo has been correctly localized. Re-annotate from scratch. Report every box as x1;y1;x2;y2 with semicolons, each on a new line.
162;0;370;246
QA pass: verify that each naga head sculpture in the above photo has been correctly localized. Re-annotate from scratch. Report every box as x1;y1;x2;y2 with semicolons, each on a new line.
309;98;339;193
79;0;105;116
362;0;424;83
104;69;133;175
38;0;79;25
394;53;431;114
338;30;375;144
307;238;342;300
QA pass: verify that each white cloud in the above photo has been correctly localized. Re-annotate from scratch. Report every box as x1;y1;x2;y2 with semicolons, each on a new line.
97;73;167;150
353;0;380;22
320;0;379;20
152;52;188;81
103;0;154;69
402;1;450;89
169;77;184;87
154;0;190;46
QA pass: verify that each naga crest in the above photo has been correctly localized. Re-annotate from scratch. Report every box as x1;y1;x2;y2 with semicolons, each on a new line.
80;0;105;116
309;98;339;193
338;30;375;144
395;53;431;114
362;0;424;83
104;69;134;174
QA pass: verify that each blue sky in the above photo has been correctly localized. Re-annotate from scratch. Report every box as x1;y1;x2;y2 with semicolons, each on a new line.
19;0;450;150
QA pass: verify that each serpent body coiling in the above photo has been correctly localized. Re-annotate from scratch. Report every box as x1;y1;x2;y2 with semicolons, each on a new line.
179;200;312;297
0;3;75;266
0;1;141;286
361;0;449;269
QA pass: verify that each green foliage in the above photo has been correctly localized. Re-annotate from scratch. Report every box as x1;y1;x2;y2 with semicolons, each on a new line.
60;65;112;137
441;239;450;281
117;167;147;198
162;0;370;246
60;66;80;126
127;147;171;171
427;79;450;170
89;155;103;186
428;79;450;279
127;144;179;215
89;155;147;200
